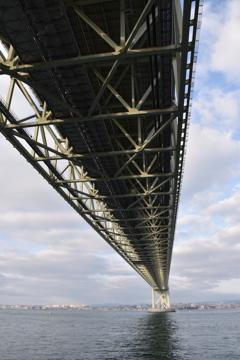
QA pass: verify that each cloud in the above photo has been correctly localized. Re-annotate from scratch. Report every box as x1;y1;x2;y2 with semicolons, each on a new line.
181;123;240;204
214;225;240;247
0;245;149;305
172;234;240;290
197;0;240;84
211;0;240;83
192;87;240;131
173;185;240;302
175;213;214;242
0;135;66;212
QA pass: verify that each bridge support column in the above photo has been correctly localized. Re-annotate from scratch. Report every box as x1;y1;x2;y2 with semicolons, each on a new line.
151;288;156;308
148;289;175;313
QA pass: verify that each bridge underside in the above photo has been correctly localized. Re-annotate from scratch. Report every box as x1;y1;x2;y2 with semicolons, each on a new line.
0;0;201;301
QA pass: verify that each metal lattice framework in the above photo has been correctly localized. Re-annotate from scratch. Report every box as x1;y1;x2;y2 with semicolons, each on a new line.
0;0;201;307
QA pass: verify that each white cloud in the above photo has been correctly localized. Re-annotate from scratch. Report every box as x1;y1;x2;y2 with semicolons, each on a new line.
211;0;240;82
0;135;66;212
0;243;149;305
173;189;240;301
172;234;240;289
210;278;240;296
192;87;240;130
214;225;240;247
181;123;240;204
197;0;240;83
206;190;240;224
0;211;81;231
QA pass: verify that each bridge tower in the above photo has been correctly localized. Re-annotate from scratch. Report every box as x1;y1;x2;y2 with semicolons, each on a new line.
147;287;175;312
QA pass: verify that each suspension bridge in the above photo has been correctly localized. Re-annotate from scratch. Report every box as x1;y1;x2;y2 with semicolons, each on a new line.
0;0;201;310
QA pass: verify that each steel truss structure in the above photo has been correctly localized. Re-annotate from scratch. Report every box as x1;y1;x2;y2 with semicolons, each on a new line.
0;0;201;307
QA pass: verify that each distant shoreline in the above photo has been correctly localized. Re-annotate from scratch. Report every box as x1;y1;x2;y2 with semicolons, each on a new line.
0;302;239;311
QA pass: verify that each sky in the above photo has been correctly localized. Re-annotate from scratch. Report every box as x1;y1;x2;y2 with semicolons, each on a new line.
0;0;239;305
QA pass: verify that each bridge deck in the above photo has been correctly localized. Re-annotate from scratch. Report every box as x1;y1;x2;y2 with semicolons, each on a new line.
0;0;201;298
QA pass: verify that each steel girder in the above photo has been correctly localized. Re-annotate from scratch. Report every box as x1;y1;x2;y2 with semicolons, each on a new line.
0;0;202;300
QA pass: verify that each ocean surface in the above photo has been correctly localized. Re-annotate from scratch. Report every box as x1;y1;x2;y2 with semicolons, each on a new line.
0;308;239;359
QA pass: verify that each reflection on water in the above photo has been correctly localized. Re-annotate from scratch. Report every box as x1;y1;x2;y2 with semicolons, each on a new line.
128;313;184;360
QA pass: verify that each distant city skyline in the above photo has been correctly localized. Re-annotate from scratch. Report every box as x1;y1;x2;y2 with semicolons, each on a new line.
0;0;240;306
0;300;239;311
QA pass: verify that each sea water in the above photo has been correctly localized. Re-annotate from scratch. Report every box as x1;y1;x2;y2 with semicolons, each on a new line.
0;309;239;359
